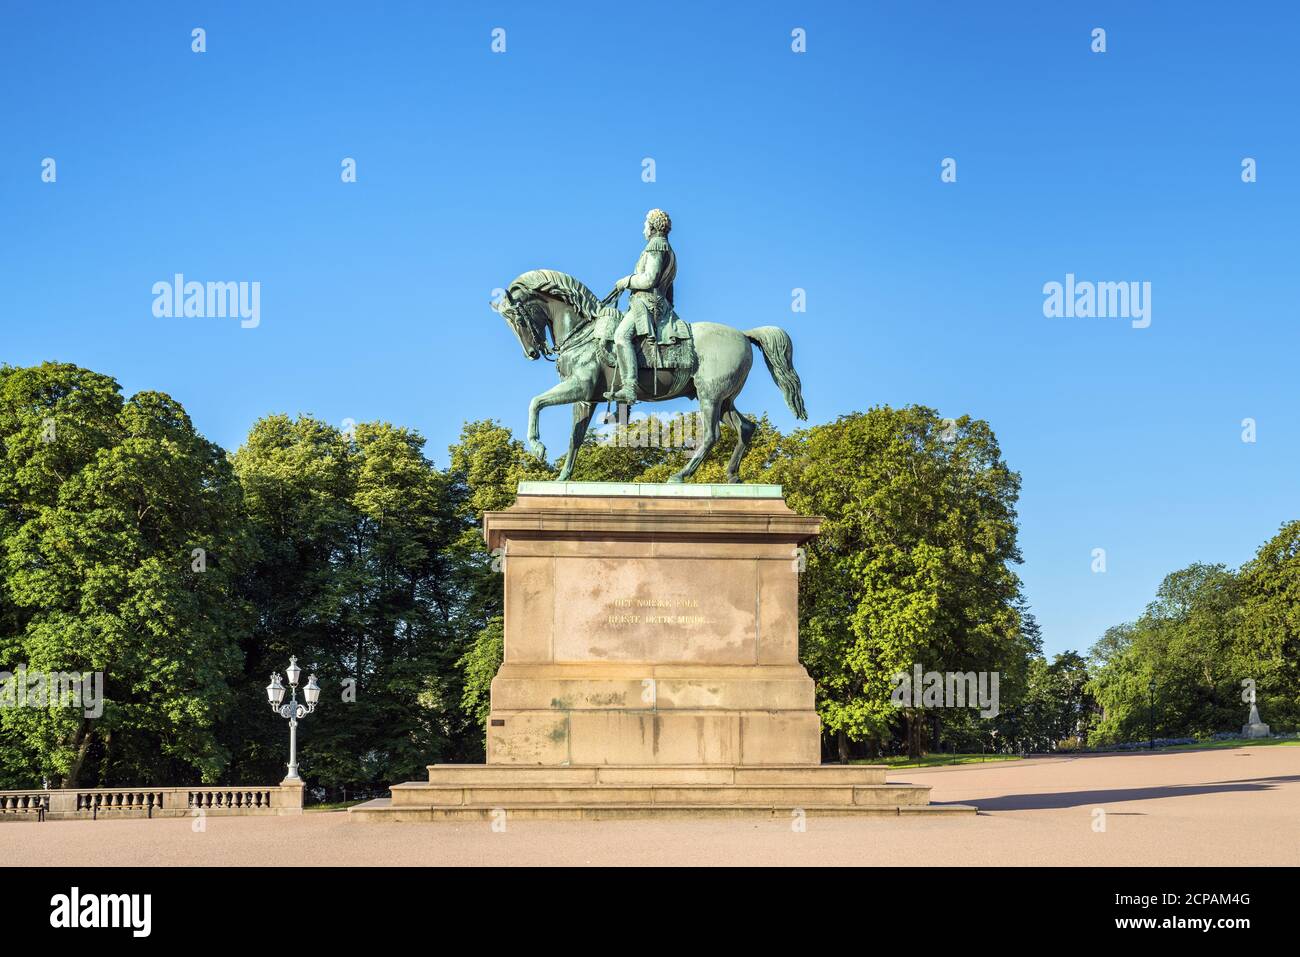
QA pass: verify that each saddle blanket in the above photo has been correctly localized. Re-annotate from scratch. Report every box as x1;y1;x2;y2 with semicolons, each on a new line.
594;308;696;371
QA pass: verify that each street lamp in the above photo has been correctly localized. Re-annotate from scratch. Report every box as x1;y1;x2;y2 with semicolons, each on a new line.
267;656;320;783
1148;677;1156;751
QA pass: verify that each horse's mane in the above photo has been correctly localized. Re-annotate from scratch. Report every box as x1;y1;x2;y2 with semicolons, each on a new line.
508;270;600;320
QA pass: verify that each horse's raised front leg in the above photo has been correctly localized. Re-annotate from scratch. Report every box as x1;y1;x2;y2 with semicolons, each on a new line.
556;401;595;481
527;376;593;464
669;396;722;483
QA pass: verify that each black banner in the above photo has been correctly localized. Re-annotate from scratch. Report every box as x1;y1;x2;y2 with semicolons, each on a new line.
8;866;1278;943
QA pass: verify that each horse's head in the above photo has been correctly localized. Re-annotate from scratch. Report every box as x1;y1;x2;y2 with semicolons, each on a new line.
495;271;600;361
495;285;549;360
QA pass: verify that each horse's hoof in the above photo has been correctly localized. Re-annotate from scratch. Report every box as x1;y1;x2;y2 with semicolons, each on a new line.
529;442;547;461
667;474;685;484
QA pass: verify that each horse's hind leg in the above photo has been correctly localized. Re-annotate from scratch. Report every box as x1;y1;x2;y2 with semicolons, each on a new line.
669;395;722;483
722;400;757;483
556;401;595;482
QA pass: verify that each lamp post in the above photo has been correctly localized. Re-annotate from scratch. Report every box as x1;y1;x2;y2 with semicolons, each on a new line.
1147;677;1156;751
267;656;320;783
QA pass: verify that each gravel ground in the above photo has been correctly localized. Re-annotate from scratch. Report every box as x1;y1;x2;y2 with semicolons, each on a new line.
6;745;1298;866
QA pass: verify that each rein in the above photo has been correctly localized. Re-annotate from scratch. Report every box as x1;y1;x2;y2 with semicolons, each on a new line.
539;307;598;361
509;280;606;362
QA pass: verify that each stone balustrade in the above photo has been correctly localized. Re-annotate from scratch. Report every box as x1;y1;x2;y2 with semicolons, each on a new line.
0;792;50;820
0;784;303;821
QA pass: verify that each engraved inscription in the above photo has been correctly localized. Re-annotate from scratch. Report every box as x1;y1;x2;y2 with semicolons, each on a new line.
606;596;709;627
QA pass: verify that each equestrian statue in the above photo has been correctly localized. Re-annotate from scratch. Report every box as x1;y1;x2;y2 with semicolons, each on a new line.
494;209;807;483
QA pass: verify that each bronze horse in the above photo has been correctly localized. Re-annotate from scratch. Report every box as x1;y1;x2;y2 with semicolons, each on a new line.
496;269;806;482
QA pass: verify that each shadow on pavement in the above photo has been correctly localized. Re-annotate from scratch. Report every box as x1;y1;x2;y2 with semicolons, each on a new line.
965;775;1300;811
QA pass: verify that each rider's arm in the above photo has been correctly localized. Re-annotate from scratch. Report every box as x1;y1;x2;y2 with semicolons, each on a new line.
624;249;666;292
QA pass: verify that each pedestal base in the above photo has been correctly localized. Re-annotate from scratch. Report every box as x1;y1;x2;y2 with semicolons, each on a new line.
487;664;820;765
355;484;971;822
1242;723;1271;738
348;764;975;820
481;485;825;766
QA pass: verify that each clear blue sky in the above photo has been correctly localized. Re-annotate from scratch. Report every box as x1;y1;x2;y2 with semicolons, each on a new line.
4;2;1298;658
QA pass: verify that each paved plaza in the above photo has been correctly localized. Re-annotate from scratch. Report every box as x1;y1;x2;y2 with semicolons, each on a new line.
6;745;1296;867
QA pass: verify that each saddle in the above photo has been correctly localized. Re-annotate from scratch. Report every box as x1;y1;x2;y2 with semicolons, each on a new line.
595;299;698;379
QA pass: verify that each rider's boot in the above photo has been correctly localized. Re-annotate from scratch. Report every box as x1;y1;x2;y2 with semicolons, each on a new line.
605;339;640;403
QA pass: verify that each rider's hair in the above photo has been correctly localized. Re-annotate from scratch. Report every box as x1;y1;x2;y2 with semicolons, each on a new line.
645;208;672;236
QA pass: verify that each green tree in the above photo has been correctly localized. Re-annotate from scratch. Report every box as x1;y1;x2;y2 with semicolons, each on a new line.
770;407;1026;759
1234;521;1300;730
0;363;250;787
456;615;503;733
434;420;555;746
999;651;1095;751
1087;564;1250;744
574;411;788;485
231;415;473;795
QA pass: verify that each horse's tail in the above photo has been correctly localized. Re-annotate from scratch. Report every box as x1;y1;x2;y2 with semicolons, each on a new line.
743;326;807;420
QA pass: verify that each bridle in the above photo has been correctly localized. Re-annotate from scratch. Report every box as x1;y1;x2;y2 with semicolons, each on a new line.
502;287;549;359
505;287;598;362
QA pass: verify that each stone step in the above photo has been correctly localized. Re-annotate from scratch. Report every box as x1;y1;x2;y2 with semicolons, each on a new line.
349;798;976;822
426;764;890;786
391;781;928;808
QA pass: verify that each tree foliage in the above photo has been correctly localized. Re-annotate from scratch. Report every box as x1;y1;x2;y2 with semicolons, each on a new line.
229;414;488;792
769;408;1028;757
12;361;1291;789
1087;548;1298;745
1;363;249;787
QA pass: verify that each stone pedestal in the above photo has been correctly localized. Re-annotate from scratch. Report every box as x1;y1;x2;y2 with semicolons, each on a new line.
1242;703;1271;738
485;481;820;766
351;482;973;820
